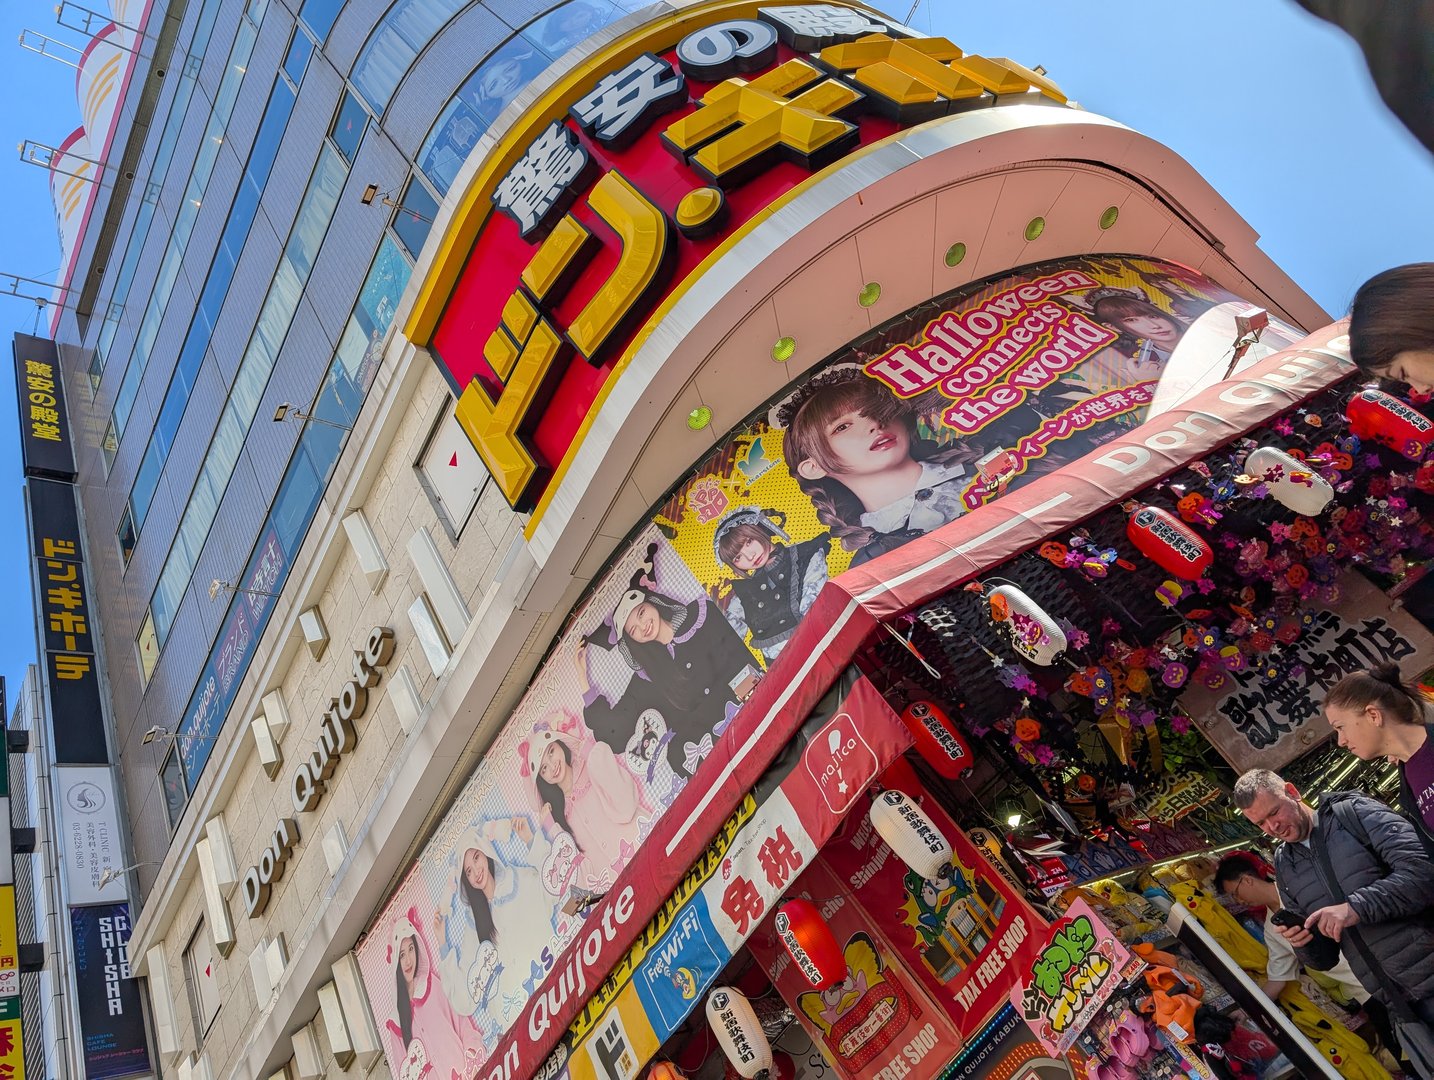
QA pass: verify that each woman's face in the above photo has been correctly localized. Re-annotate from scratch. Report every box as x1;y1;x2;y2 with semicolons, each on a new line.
539;741;569;784
1385;349;1434;395
731;537;770;573
479;57;526;102
623;600;665;643
463;847;492;890
1325;701;1387;760
1116;313;1181;347
399;935;417;979
810;407;911;477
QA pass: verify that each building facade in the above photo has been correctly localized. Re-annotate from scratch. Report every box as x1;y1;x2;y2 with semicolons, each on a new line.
29;1;1385;1078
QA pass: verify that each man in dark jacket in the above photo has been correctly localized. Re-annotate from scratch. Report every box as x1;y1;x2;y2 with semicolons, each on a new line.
1234;768;1434;1077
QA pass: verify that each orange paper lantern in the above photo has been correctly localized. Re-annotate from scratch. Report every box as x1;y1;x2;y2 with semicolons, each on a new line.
898;701;973;779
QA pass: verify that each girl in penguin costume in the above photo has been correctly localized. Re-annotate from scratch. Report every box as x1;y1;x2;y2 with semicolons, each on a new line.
712;506;829;663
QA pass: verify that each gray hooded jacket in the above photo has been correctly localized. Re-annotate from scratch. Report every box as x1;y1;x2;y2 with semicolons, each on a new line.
1273;790;1434;1004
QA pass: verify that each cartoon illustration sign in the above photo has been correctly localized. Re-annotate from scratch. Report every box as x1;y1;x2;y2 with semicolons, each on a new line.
1011;899;1135;1056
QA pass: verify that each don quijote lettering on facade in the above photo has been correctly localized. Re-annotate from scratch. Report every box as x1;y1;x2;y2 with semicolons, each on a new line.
242;626;395;917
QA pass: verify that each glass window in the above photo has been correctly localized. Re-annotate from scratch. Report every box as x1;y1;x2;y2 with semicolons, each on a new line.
137;610;159;683
117;509;136;566
282;28;313;85
184;923;222;1037
392;176;438;259
350;0;468;113
329;92;367;164
417;96;484;195
100;420;118;473
525;0;622;60
131;447;163;529
160;748;187;829
298;0;343;42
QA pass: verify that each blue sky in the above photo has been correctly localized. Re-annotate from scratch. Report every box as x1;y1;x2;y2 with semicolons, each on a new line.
0;0;1429;702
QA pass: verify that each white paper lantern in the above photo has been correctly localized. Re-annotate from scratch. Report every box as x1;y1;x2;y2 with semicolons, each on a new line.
1245;446;1335;517
990;584;1067;665
706;988;773;1078
867;790;952;881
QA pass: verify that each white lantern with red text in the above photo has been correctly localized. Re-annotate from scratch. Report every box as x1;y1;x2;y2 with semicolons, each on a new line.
989;584;1067;665
1127;505;1213;579
1245;446;1335;516
707;988;773;1078
867;789;952;880
899;701;974;778
774;899;845;989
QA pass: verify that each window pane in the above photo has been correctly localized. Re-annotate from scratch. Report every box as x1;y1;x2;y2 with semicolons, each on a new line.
417;96;485;195
138;611;160;684
329;92;367;164
392;176;437;259
283;29;313;84
160;746;186;828
298;0;342;41
117;509;136;566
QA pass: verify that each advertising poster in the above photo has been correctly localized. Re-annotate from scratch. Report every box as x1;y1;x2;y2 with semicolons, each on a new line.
1010;899;1136;1056
943;1006;1079;1080
356;251;1302;1073
1181;571;1434;770
70;904;149;1080
749;859;964;1080
55;767;123;906
814;773;1047;1042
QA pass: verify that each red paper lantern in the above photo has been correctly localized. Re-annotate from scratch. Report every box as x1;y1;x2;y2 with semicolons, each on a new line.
649;1065;685;1080
774;898;846;990
1126;506;1212;580
898;701;973;779
1346;388;1434;459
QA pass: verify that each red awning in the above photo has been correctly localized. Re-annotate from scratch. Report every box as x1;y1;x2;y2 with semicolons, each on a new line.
479;320;1352;1078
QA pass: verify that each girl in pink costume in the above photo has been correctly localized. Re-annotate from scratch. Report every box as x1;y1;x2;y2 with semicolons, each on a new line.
384;911;486;1080
521;713;651;890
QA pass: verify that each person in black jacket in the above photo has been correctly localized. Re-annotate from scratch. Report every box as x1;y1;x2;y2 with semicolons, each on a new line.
1324;663;1434;859
1233;768;1434;1078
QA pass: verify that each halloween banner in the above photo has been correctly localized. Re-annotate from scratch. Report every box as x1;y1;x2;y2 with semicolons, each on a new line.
809;770;1048;1045
355;254;1304;1076
749;858;965;1080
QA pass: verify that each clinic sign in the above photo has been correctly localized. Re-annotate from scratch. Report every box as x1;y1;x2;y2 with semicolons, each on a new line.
415;2;1067;515
242;627;394;916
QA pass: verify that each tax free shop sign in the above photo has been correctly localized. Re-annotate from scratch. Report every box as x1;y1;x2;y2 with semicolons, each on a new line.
242;627;395;917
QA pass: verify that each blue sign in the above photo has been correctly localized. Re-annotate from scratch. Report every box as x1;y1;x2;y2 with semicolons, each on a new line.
634;893;730;1038
71;904;150;1079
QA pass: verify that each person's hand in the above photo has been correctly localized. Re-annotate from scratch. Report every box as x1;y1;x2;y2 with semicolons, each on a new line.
1273;922;1315;948
572;642;591;692
432;911;444;940
512;816;532;843
1306;903;1360;942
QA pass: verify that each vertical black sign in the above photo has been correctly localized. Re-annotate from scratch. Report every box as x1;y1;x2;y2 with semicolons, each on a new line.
12;334;75;481
28;479;106;764
70;904;150;1080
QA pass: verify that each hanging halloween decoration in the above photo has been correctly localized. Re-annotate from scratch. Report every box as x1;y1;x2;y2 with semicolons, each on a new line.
1126;506;1213;579
898;701;974;778
774;899;846;990
987;582;1068;664
707;988;774;1078
1345;387;1434;459
1244;446;1335;516
868;789;953;880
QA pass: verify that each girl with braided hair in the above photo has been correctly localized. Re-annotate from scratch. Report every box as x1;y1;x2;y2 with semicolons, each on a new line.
776;366;974;566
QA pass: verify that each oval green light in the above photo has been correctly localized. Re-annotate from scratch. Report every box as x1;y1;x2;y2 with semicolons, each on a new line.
772;336;796;362
858;282;881;307
1024;217;1045;241
1099;205;1119;230
687;406;713;431
944;242;967;267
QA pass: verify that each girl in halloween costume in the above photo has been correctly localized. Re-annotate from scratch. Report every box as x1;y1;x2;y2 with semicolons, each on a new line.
713;507;829;662
522;716;652;889
577;543;759;779
429;817;560;1025
386;913;486;1080
778;367;973;567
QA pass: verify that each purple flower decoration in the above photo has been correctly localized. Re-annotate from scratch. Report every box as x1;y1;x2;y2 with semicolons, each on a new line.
1169;714;1192;735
